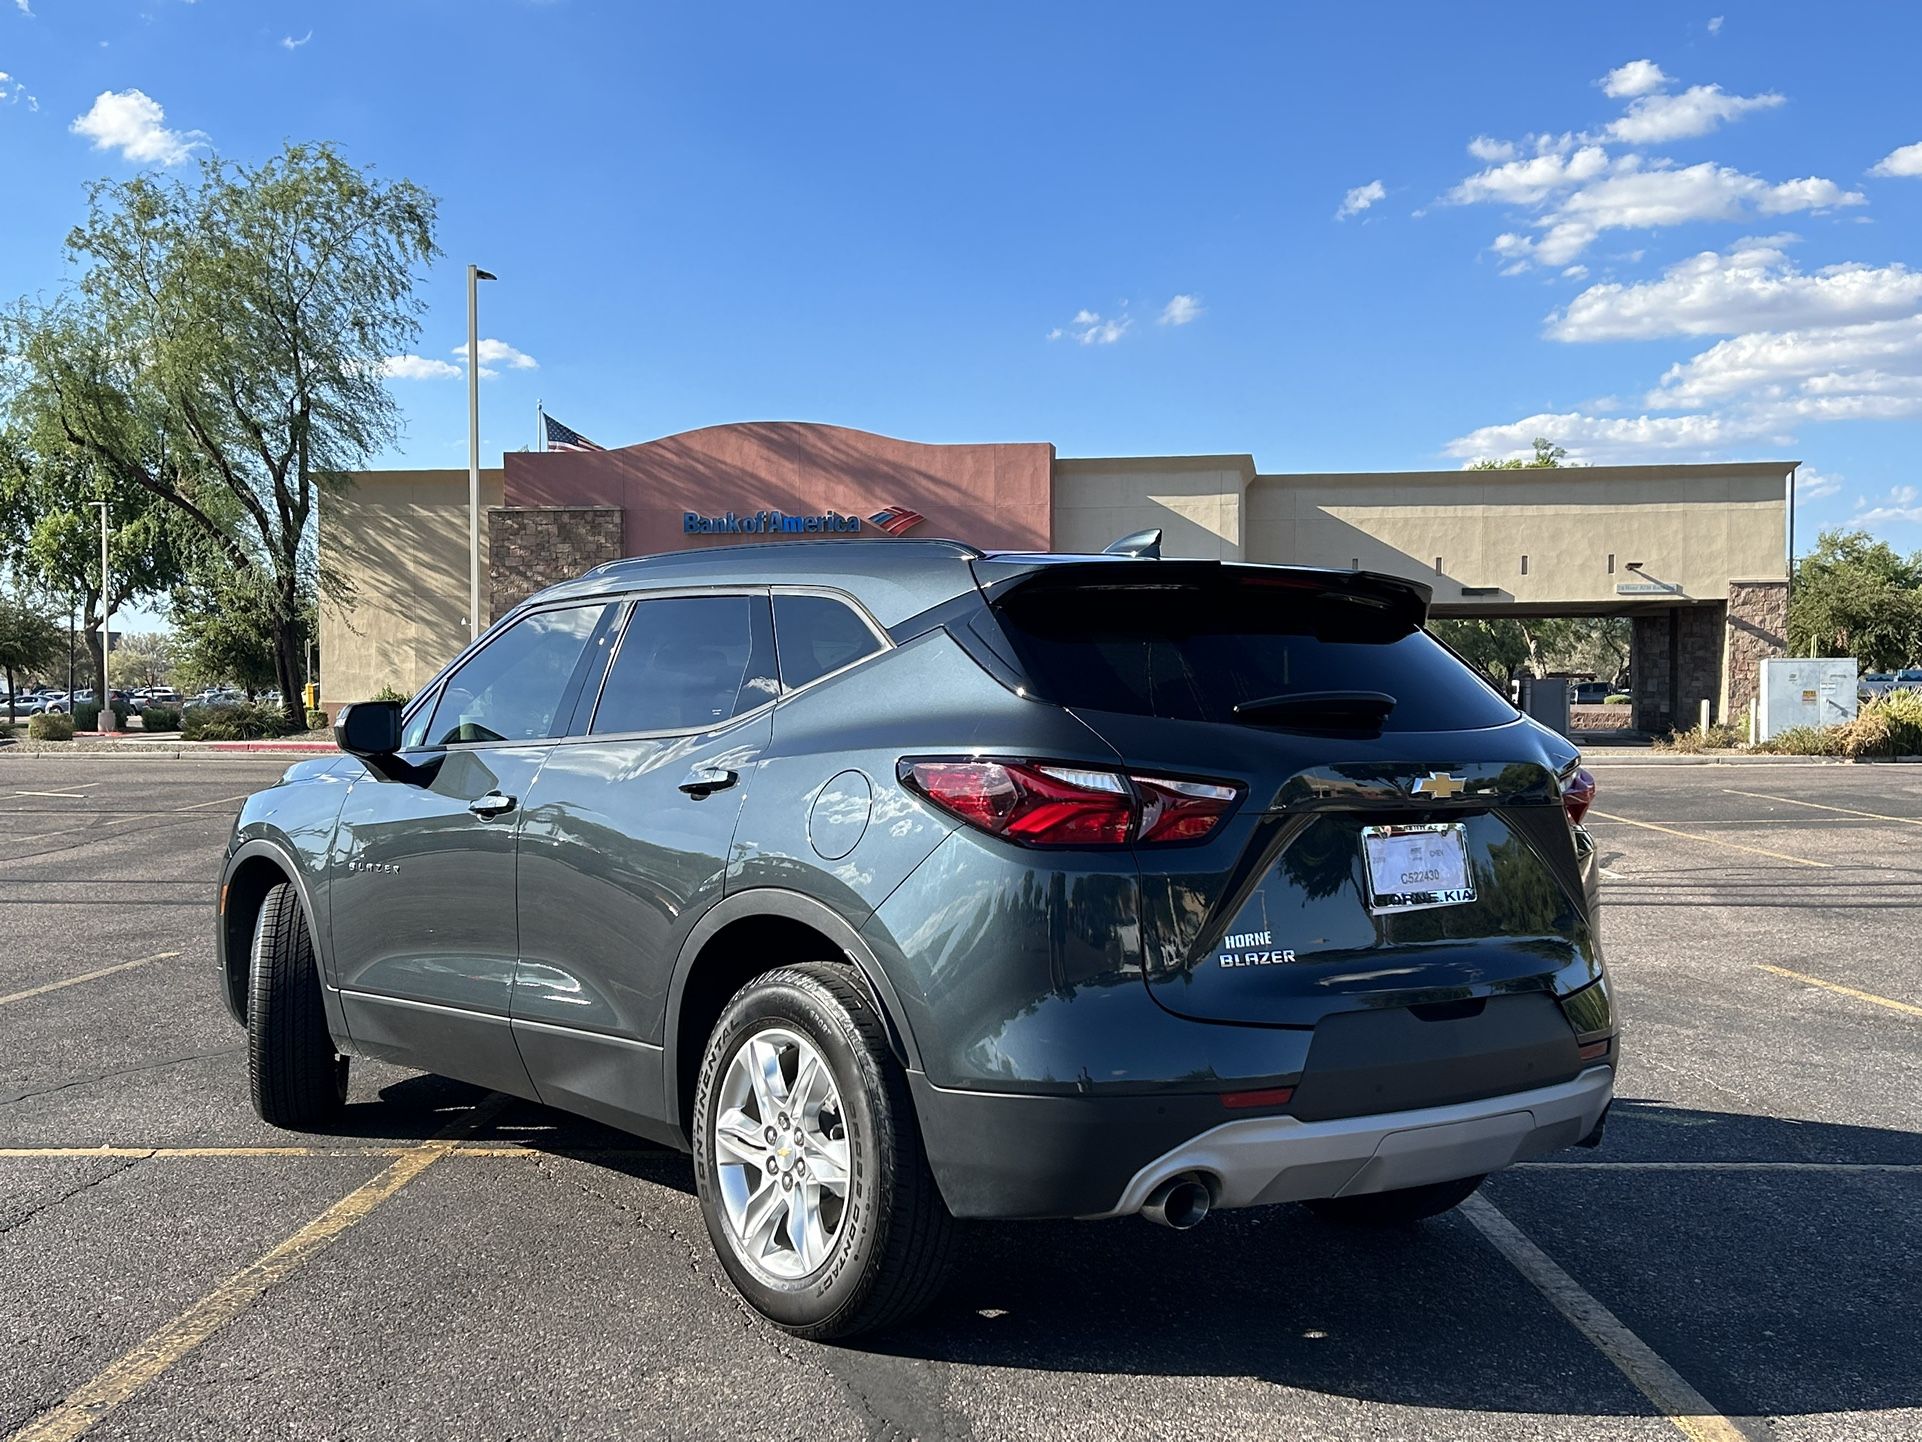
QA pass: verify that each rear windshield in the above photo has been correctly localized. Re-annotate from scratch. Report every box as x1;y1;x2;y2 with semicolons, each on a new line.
992;581;1519;732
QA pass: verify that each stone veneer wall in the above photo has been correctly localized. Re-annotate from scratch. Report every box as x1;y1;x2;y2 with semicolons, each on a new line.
488;506;625;622
1631;603;1727;732
1724;579;1789;724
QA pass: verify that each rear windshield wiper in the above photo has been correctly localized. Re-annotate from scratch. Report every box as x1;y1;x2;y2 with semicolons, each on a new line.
1231;690;1397;727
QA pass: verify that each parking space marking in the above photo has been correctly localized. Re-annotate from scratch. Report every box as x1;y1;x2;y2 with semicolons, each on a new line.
8;791;91;799
1522;1161;1922;1173
1722;788;1922;827
0;1144;659;1159
5;1094;508;1442
1757;963;1922;1018
0;951;182;1008
1460;1195;1744;1442
1588;810;1832;869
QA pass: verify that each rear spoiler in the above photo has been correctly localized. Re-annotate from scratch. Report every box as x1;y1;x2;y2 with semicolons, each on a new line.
969;557;1433;627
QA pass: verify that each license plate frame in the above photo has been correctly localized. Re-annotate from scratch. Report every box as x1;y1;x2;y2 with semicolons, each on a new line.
1359;822;1477;915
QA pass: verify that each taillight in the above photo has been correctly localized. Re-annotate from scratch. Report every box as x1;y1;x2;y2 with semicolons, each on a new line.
1563;767;1596;826
900;759;1241;847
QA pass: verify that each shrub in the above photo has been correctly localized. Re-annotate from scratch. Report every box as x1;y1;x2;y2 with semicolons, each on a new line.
1652;721;1745;754
140;704;182;732
305;707;330;731
1757;693;1922;759
1604;693;1631;705
29;712;76;741
72;701;129;731
181;701;296;742
372;683;409;703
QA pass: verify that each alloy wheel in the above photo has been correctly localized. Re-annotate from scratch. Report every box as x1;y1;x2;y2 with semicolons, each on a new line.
712;1026;851;1280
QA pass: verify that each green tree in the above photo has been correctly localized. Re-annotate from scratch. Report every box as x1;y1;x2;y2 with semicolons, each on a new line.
168;563;288;698
109;630;175;689
2;143;438;726
1789;529;1922;670
0;430;187;704
0;593;65;725
1470;437;1572;470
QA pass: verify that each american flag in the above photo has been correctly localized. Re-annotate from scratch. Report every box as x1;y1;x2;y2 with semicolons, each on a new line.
544;414;603;452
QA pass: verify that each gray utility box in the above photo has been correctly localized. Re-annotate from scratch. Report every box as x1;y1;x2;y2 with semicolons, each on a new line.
1517;676;1571;738
1757;658;1859;740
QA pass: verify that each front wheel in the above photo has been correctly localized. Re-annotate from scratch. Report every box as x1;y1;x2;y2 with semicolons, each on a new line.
1302;1173;1486;1225
692;963;954;1339
247;880;348;1129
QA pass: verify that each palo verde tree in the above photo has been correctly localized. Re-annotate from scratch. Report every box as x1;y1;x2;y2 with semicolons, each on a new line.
2;143;438;725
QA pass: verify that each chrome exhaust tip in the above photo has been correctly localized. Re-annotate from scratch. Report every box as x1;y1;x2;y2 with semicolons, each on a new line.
1141;1175;1212;1230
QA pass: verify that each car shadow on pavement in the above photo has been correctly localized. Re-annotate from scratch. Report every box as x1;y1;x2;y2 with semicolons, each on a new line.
850;1098;1922;1423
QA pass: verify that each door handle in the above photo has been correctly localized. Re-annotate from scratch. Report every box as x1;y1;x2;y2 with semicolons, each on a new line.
678;768;739;799
468;792;517;818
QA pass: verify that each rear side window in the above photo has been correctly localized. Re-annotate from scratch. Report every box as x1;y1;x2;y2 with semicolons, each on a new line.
424;603;616;746
773;593;883;688
992;582;1518;733
591;594;778;734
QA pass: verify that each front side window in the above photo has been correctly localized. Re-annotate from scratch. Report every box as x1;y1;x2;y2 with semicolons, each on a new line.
423;604;615;746
591;594;778;734
773;593;883;688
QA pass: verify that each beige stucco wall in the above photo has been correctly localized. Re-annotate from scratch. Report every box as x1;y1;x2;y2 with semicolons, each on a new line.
1243;462;1790;611
318;468;502;708
1051;455;1253;559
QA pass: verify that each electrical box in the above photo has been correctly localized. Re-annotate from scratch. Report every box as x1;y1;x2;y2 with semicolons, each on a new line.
1758;658;1858;739
1517;676;1571;738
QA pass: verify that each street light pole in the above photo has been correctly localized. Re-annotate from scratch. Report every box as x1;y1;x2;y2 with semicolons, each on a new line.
90;500;117;735
467;264;497;642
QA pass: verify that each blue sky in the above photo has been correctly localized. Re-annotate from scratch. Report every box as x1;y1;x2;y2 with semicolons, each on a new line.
4;0;1921;597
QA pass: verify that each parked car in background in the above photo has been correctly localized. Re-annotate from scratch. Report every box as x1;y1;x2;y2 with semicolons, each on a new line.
220;535;1616;1338
28;691;71;714
1892;669;1922;694
1568;681;1613;705
1860;672;1896;701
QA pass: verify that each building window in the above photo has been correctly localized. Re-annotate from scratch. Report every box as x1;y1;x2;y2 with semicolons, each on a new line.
1520;555;1529;576
1434;556;1443;574
1608;553;1616;574
1350;557;1359;570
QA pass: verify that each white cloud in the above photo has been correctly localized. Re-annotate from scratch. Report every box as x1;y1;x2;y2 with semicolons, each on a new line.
1651;316;1922;407
1601;59;1671;100
1795;467;1841;501
1707;16;1724;34
1446;409;1763;465
69;89;206;166
1607;84;1783;144
1335;179;1386;220
1553;239;1922;341
1158;294;1202;326
1467;136;1516;162
381;355;461;381
1561;265;1590;280
447;337;538;377
1870;142;1922;179
14;0;31;15
1449;143;1609;207
1049;309;1132;345
1852;485;1922;525
280;30;312;50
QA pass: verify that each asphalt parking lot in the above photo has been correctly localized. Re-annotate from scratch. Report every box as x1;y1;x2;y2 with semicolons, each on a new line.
2;755;1917;1442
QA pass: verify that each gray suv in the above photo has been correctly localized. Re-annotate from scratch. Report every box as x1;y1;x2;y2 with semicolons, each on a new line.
217;536;1615;1337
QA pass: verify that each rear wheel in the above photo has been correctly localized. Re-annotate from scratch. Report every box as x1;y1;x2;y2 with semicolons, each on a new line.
692;963;954;1339
1302;1173;1485;1224
247;880;348;1129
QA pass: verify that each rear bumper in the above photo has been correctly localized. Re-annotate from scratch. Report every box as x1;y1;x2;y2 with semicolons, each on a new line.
910;1065;1613;1221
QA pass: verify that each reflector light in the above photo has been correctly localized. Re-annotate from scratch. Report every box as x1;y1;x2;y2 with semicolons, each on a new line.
1220;1086;1295;1110
1577;1039;1610;1062
900;759;1243;848
1563;767;1597;826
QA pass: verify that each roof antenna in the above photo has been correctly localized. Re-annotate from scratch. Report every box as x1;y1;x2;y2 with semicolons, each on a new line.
1102;527;1162;559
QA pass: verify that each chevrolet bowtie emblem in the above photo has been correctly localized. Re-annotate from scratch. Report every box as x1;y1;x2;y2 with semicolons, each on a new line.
1411;771;1467;799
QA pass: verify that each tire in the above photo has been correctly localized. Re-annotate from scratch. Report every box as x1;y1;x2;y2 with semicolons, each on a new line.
1302;1172;1486;1225
692;963;954;1339
247;880;348;1129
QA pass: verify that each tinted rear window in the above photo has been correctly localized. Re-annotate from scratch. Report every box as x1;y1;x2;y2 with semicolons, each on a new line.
992;582;1518;732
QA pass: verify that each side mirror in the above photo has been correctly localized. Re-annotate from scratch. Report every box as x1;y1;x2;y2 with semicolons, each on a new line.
334;700;404;758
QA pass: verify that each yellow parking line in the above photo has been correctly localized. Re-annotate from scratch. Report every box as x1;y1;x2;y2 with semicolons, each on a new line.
5;1095;507;1442
0;1146;418;1159
1757;963;1922;1018
1588;810;1832;869
0;951;181;1007
1461;1195;1744;1442
1723;788;1922;827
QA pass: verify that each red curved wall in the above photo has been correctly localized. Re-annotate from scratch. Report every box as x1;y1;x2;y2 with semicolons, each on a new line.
501;421;1054;556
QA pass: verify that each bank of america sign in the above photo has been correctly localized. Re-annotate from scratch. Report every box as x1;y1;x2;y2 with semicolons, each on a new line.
682;507;925;537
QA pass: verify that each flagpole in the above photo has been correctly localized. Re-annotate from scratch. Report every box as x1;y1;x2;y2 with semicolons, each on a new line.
537;399;544;453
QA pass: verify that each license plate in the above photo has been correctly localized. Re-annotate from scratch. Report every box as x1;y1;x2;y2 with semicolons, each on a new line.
1360;823;1476;914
